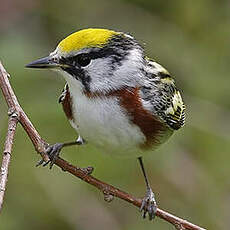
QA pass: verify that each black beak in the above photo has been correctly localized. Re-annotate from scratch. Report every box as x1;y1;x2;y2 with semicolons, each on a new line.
26;56;60;69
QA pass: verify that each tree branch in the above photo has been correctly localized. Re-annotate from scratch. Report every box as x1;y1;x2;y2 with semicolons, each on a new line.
0;115;18;212
0;60;206;230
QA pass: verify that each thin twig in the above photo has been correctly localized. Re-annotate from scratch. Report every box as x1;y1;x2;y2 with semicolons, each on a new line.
0;115;18;212
0;61;206;230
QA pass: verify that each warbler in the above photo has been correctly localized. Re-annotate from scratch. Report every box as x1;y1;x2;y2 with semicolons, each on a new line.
26;28;185;220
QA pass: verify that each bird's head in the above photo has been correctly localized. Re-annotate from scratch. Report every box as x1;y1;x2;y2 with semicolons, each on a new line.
26;28;145;93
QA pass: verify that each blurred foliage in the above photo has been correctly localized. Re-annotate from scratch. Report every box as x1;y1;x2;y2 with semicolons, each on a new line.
0;0;230;229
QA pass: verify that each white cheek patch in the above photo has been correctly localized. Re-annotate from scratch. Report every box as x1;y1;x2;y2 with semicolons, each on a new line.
112;48;143;83
87;58;112;82
86;48;144;92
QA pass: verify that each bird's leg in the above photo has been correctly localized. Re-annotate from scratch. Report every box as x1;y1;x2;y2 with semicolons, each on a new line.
37;135;86;169
138;157;157;220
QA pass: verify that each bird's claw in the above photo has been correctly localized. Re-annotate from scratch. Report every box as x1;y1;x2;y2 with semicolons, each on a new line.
36;143;64;169
140;188;157;220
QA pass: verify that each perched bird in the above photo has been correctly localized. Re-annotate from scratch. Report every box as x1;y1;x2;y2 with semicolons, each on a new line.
26;28;185;220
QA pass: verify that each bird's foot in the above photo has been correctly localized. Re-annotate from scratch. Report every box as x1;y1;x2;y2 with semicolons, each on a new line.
36;143;64;169
140;187;157;220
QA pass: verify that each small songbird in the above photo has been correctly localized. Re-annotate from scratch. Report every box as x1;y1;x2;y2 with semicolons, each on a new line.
26;28;185;220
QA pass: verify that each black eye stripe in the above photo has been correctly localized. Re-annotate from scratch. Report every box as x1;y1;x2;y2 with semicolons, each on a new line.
78;54;91;66
59;50;115;67
59;53;91;67
72;53;91;67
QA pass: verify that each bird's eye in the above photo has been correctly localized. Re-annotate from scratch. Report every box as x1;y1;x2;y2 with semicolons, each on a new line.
76;53;91;67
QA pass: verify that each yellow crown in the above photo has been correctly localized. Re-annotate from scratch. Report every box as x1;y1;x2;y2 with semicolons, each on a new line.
58;28;119;52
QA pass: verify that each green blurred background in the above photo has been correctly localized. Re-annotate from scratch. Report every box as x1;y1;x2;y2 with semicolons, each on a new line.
0;0;229;229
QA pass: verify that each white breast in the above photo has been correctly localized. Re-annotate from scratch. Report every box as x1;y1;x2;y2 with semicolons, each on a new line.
68;84;146;157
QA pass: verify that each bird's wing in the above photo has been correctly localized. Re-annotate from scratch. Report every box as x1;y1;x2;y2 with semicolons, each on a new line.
140;59;185;130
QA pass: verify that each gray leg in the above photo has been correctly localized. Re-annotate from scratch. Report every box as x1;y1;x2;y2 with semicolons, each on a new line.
37;137;84;169
138;157;157;220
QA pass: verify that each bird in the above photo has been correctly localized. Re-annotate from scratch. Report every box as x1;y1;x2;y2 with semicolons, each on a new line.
26;28;185;220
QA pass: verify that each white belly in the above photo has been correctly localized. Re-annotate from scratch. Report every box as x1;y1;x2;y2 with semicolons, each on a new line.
69;87;146;157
